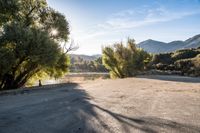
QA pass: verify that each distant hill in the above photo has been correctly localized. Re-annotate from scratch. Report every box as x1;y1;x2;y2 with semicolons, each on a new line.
138;34;200;53
69;54;107;72
70;54;101;61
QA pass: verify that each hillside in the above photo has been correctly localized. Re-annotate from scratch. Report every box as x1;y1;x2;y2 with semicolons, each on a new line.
138;34;200;53
70;54;101;61
69;54;107;72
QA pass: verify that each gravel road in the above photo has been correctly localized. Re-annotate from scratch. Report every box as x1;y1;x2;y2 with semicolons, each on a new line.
0;75;200;133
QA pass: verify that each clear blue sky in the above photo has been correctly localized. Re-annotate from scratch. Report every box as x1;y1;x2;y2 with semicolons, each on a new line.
47;0;200;55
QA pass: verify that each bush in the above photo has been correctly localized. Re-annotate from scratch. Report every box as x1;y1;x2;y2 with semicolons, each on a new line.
174;54;200;76
150;48;200;77
102;39;152;78
172;48;200;61
151;53;173;65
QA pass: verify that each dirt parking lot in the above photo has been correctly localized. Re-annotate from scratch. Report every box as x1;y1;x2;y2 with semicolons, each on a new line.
0;75;200;133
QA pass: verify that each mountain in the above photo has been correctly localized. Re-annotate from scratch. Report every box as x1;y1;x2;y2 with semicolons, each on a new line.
184;34;200;49
138;34;200;53
70;54;101;61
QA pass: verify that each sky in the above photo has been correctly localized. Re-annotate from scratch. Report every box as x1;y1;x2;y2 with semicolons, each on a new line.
47;0;200;55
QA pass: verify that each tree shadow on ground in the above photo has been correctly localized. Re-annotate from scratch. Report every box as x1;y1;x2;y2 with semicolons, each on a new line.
137;75;200;83
0;83;199;133
91;104;200;133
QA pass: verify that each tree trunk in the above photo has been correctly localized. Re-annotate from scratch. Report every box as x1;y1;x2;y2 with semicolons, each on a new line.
2;74;16;90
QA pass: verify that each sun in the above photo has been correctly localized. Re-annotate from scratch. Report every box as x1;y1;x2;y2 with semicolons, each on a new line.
51;28;58;36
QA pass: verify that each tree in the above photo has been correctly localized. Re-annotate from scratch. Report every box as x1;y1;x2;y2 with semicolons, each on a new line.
0;0;19;25
102;39;151;78
93;57;108;72
0;0;70;90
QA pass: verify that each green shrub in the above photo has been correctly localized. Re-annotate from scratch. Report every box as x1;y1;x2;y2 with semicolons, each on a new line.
174;54;200;76
172;49;200;61
102;39;152;78
151;53;173;65
151;48;200;76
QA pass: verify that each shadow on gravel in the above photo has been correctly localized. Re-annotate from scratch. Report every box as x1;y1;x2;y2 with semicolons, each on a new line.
0;83;199;133
137;75;200;83
92;104;200;133
0;83;79;95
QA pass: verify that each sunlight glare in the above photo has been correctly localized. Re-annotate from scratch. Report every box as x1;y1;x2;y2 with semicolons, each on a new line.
51;28;58;36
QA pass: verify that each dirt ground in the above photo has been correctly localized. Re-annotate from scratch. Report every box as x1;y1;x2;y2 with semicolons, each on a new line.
0;75;200;133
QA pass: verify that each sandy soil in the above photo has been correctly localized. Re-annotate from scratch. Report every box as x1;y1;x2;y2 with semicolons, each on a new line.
0;75;200;133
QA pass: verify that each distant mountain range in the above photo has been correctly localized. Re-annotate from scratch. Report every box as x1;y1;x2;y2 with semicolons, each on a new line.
70;34;200;59
138;34;200;53
70;54;101;61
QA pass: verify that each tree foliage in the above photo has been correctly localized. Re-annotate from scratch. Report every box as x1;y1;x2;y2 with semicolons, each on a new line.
0;0;70;90
102;39;151;78
151;47;200;76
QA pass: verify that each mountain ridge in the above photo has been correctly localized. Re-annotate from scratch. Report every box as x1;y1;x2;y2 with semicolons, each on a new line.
138;34;200;53
70;54;101;61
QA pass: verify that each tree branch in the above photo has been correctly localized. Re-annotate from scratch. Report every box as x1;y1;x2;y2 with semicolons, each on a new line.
63;39;79;54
